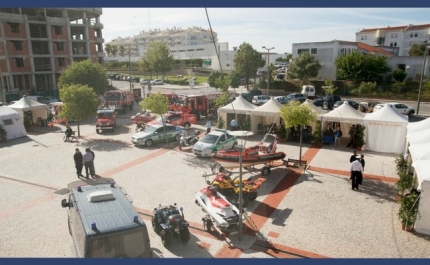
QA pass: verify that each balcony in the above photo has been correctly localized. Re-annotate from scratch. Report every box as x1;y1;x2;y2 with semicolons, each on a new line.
96;37;104;43
93;22;104;29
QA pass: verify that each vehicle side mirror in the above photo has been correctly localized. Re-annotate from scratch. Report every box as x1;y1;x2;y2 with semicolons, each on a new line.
61;199;69;208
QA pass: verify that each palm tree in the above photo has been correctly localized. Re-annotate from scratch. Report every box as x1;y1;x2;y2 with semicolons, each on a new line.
111;45;118;57
119;45;125;57
104;44;112;57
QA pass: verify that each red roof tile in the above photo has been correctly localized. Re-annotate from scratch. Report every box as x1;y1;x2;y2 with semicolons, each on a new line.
357;42;394;57
358;23;430;33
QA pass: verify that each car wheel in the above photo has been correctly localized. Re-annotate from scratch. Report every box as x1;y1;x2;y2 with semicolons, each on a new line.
261;166;270;176
259;102;263;106
179;226;191;242
183;122;191;130
248;191;258;201
152;217;161;234
175;134;181;141
408;111;414;118
161;230;171;247
96;129;101;134
145;139;153;147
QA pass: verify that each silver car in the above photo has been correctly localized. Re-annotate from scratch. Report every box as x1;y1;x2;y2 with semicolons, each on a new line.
192;129;237;157
131;124;184;147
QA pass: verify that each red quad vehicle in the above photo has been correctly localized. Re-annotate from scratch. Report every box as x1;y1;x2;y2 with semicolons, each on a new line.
131;111;156;125
146;111;197;130
95;108;116;134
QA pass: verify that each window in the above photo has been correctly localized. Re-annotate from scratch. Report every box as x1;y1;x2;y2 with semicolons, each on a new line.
53;26;62;35
11;41;22;51
14;58;24;67
395;33;398;38
414;33;418;37
391;33;394;38
361;36;364;40
8;23;19;33
190;36;197;40
311;48;317;54
3;119;13;125
191;42;197;45
394;42;397;47
364;36;367;40
297;48;309;54
58;58;65;66
55;42;64;51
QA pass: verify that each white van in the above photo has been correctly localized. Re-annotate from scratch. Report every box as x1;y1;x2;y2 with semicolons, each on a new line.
26;96;46;104
301;85;316;99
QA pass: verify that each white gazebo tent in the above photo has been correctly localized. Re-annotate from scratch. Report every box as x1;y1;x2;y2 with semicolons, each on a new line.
411;159;430;236
0;106;27;140
407;117;430;133
217;95;256;130
406;128;430;146
8;95;48;124
321;101;365;136
250;98;283;134
362;104;408;154
408;142;430;162
301;99;325;134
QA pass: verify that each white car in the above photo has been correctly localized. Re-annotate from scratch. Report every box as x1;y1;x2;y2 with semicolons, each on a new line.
192;129;237;157
150;79;164;85
374;102;415;117
274;96;288;105
252;95;271;106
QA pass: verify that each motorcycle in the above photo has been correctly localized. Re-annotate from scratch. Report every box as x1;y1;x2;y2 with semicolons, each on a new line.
179;130;200;150
204;171;265;207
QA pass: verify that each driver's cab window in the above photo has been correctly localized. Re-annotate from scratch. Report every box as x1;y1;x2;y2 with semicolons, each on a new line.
226;134;234;139
167;126;176;131
170;114;180;121
219;135;226;143
155;127;164;134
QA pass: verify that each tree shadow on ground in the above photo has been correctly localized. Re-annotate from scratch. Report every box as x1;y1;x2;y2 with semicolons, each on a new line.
78;138;133;152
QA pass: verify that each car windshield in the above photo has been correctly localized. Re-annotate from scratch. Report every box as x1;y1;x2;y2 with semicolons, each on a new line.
105;94;120;101
155;115;167;122
97;112;113;118
200;134;219;144
143;126;158;134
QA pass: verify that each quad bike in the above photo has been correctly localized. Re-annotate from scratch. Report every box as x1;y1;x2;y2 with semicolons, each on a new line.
151;203;190;247
204;171;265;207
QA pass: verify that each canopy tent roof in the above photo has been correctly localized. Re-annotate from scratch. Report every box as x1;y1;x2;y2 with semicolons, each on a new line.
407;117;430;132
363;104;408;123
8;95;48;111
406;128;430;145
218;95;256;114
412;159;430;191
301;99;325;115
409;142;430;162
251;98;284;117
321;101;365;123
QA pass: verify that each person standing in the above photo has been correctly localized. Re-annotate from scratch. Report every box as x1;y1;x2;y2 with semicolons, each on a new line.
302;125;308;142
359;154;365;185
73;148;84;178
350;159;364;190
349;151;357;179
88;147;96;175
230;118;238;131
83;148;95;178
206;119;212;135
346;125;356;147
333;126;343;150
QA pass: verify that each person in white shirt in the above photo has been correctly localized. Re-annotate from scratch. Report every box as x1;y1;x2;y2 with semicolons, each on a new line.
206;120;212;135
230;118;238;131
350;159;363;190
83;148;95;178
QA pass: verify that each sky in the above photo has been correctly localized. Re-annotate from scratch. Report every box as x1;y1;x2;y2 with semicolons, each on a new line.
100;8;430;54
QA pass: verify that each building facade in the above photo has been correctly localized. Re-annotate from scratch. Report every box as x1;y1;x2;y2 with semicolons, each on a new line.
0;8;104;95
356;24;430;56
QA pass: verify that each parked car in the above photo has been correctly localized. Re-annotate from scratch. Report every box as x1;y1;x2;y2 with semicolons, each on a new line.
192;129;237;157
131;77;140;83
252;95;271;105
322;95;342;110
131;124;184;147
274;96;288;105
256;70;267;76
374;102;415;117
286;93;307;103
333;100;359;110
240;89;262;102
276;68;286;74
312;99;325;108
151;79;164;85
146;112;197;130
359;101;381;113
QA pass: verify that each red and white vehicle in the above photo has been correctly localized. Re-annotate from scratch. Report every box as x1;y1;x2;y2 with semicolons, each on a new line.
131;111;156;125
147;92;178;111
95;108;116;134
104;90;134;114
146;111;197;130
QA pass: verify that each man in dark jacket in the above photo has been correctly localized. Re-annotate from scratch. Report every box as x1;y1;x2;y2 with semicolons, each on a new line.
349;151;357;179
88;147;96;175
73;148;84;178
359;154;365;185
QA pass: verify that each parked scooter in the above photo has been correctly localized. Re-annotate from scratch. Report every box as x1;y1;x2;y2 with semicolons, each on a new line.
179;130;200;150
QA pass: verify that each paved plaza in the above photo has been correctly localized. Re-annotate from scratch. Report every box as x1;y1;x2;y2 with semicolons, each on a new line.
0;104;429;258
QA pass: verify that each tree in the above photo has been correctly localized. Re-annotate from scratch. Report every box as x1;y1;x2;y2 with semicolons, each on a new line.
59;84;98;137
104;44;112;57
139;93;170;146
358;81;376;99
111;45;118;57
279;101;317;163
409;43;427;56
57;60;109;97
229;70;242;88
335;51;390;82
276;53;292;62
214;76;232;108
207;71;223;89
119;45;125;57
322;79;338;96
287;52;322;85
142;42;175;77
392;81;406;96
392;69;407;82
233;42;265;90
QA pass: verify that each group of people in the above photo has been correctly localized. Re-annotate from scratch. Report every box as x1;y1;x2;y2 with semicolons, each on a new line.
350;150;365;190
73;147;96;179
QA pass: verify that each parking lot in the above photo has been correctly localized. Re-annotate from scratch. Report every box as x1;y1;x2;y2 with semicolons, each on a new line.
1;101;429;258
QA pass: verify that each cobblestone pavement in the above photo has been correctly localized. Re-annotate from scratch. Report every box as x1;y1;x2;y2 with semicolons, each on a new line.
0;108;429;258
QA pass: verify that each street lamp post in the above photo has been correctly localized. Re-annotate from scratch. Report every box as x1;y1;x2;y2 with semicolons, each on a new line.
262;46;274;96
417;40;429;115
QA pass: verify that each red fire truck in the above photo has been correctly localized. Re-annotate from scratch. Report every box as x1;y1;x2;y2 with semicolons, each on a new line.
104;90;134;114
172;92;236;120
147;92;179;111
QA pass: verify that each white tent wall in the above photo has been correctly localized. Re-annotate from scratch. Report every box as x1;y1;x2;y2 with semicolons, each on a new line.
8;96;48;124
363;121;407;153
410;159;430;236
407;117;430;132
0;107;27;140
406;128;430;146
409;142;430;162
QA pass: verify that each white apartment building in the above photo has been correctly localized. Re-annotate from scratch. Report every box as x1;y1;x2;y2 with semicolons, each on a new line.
356;23;430;56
